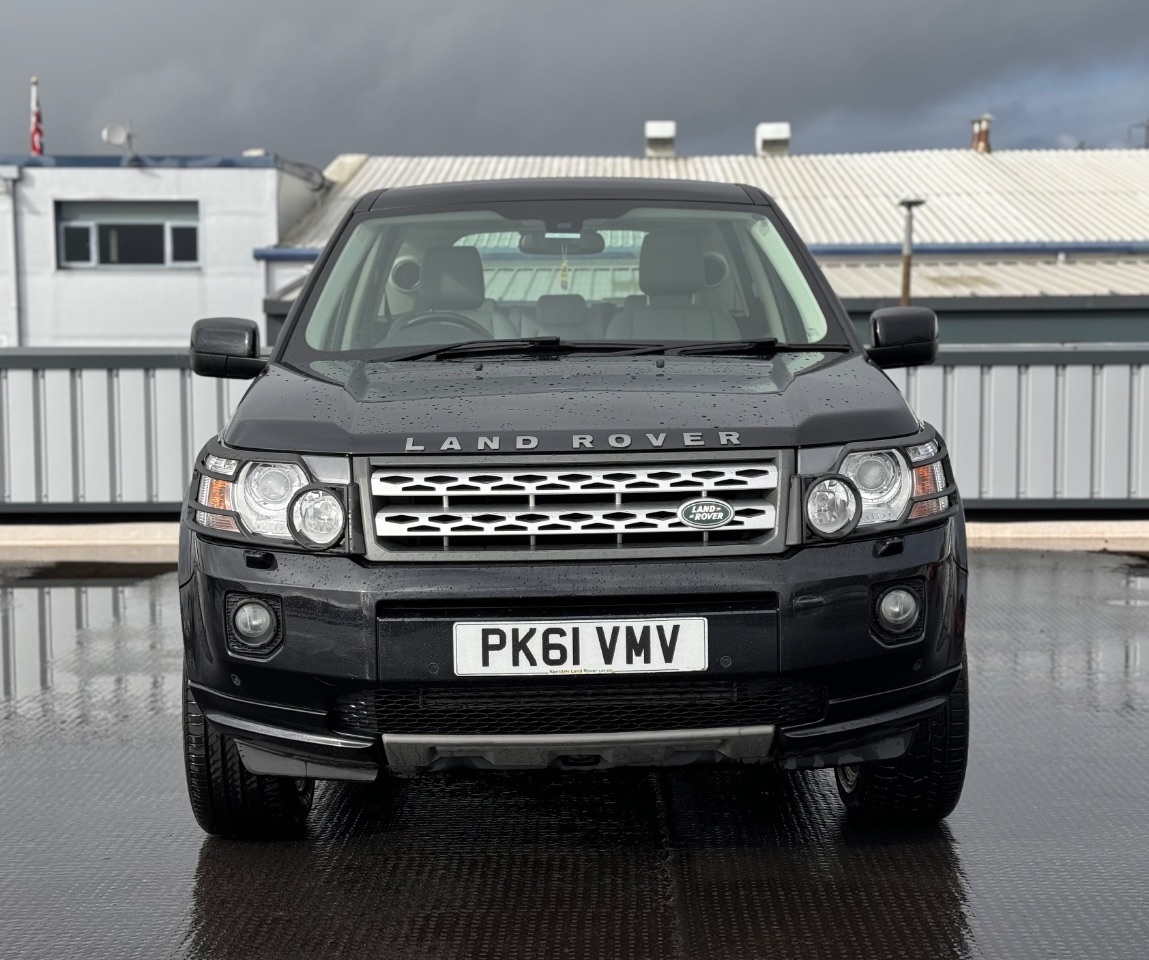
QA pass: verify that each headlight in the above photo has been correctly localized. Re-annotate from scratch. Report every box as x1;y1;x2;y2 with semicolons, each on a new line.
233;462;308;538
289;488;346;549
841;450;911;525
805;477;859;536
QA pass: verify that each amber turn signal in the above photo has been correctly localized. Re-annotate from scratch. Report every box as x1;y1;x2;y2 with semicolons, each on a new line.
908;462;949;519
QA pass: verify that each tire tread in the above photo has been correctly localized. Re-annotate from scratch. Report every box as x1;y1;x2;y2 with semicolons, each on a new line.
182;680;313;839
839;657;969;823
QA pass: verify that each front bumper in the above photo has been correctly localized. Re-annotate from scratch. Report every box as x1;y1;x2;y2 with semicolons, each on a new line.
181;518;966;776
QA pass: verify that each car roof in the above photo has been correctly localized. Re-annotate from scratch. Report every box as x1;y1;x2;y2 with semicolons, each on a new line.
359;177;770;212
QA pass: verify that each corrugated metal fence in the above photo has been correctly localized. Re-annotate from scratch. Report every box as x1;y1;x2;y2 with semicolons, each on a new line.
885;344;1147;508
0;344;1145;512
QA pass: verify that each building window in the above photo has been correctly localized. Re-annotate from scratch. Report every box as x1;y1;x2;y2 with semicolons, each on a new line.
60;224;94;265
171;225;199;264
56;201;200;269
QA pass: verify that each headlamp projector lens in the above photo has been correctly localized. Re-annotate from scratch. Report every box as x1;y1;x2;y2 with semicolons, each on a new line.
879;588;920;631
290;489;345;548
233;601;275;645
853;453;899;498
247;464;297;507
806;478;857;535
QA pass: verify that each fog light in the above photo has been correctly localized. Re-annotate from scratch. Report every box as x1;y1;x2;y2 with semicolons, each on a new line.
289;488;346;549
806;478;858;536
232;600;276;646
878;588;919;632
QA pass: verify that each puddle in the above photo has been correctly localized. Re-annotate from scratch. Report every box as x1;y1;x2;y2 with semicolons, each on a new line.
0;563;178;703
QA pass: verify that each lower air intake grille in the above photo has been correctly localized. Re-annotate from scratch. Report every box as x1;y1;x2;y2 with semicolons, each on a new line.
333;678;826;737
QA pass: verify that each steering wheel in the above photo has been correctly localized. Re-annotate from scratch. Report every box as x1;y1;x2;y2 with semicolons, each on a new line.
392;312;493;340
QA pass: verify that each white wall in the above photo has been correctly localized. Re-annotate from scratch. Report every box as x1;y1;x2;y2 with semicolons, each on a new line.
0;163;321;347
265;259;314;297
0;181;18;346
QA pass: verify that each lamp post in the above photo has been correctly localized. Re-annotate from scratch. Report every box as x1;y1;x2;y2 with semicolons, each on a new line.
899;198;926;306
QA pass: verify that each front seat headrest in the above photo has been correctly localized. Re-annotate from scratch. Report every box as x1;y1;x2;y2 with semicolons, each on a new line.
536;294;588;328
639;233;706;298
419;246;486;311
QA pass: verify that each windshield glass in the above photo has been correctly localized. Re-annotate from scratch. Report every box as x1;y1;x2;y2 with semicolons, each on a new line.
285;201;843;364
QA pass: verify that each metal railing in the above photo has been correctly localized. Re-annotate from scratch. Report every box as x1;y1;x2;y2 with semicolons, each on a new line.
884;345;1147;507
0;344;1145;513
0;349;243;512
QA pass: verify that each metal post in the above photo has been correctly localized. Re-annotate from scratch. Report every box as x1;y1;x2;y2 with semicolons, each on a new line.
899;198;926;307
69;369;85;502
143;367;157;502
32;368;47;502
107;369;122;502
0;369;9;502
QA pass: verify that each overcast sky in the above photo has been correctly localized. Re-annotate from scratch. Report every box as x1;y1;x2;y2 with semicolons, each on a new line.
3;0;1148;166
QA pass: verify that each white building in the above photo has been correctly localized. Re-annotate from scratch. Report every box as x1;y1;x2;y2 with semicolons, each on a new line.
0;153;327;347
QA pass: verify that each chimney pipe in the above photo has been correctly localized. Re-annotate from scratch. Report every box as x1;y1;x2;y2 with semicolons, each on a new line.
755;122;791;157
644;120;676;158
971;114;993;153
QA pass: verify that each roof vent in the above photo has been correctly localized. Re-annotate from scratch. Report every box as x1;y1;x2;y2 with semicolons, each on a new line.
970;114;993;154
644;120;677;158
755;122;791;157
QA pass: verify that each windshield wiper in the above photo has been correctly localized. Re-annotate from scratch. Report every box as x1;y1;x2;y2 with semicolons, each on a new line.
384;338;670;362
668;339;852;357
385;337;564;362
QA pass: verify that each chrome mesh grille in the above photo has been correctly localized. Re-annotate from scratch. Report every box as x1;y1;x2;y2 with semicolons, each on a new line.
367;460;781;555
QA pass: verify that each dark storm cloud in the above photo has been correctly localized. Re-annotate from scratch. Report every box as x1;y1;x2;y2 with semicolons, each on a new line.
2;0;1148;164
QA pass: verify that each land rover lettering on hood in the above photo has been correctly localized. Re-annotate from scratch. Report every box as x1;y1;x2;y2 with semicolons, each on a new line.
179;178;967;840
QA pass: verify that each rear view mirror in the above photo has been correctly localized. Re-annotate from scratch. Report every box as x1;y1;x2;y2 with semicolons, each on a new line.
519;231;606;256
866;307;939;369
190;318;266;379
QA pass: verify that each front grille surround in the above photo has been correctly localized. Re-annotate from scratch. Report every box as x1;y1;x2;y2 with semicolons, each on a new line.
357;449;793;561
333;677;827;737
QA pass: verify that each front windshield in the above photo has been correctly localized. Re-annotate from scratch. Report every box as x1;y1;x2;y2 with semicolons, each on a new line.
287;201;841;362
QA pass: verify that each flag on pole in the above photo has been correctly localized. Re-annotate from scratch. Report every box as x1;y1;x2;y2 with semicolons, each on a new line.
30;77;44;156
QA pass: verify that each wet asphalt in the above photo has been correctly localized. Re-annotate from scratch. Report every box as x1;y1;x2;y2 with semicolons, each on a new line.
1;550;1147;960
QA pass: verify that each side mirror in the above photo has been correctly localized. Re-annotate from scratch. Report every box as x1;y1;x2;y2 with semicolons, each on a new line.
190;318;266;379
866;307;938;369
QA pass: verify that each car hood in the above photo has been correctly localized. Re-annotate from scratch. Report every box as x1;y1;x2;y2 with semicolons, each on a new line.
222;352;918;455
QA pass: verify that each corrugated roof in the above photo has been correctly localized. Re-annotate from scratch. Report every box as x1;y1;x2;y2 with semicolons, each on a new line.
285;149;1149;250
820;258;1149;300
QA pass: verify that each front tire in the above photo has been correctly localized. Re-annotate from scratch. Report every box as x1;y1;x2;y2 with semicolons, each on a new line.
182;678;314;839
835;657;969;823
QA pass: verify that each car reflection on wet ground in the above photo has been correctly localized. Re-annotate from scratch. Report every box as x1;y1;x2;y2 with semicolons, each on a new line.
0;550;1146;960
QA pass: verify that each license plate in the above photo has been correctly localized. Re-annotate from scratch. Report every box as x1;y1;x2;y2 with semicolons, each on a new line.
453;617;708;677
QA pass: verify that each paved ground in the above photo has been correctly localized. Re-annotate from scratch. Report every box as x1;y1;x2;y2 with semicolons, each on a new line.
1;550;1147;959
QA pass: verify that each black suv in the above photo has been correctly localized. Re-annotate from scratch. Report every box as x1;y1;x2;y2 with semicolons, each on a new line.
180;178;967;839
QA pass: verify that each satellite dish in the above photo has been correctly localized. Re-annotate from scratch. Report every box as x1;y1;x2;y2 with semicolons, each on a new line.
101;124;130;147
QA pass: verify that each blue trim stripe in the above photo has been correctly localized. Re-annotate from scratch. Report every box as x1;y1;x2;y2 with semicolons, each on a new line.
810;241;1149;257
255;247;323;262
